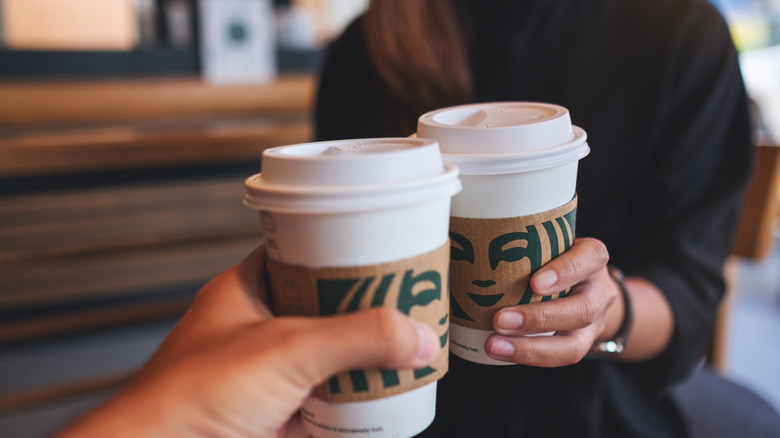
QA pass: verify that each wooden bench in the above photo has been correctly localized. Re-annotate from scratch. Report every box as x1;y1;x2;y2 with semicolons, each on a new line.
0;75;316;343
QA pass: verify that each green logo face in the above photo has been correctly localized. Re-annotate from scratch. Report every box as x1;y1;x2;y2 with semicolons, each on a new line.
449;206;576;329
317;269;449;395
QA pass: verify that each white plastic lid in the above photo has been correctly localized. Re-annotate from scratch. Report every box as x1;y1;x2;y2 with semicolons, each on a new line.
417;102;590;175
244;138;462;214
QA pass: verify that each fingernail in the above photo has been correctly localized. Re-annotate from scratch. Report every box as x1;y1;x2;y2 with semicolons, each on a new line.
412;320;439;364
489;338;515;358
534;269;558;291
497;311;523;330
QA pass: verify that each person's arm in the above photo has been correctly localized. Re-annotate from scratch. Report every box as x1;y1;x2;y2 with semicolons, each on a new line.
615;276;673;361
609;1;753;391
55;247;440;438
485;3;752;380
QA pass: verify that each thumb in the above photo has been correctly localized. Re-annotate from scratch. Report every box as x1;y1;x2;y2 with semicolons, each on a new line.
269;307;441;388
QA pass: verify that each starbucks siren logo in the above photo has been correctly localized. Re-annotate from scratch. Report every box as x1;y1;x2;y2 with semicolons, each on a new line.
449;197;578;330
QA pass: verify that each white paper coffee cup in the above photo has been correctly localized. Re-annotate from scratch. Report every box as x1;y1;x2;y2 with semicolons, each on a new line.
418;102;589;365
244;138;461;437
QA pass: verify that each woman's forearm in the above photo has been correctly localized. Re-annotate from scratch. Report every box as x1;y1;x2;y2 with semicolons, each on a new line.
607;277;674;362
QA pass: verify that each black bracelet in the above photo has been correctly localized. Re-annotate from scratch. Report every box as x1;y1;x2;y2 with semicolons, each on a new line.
590;265;633;355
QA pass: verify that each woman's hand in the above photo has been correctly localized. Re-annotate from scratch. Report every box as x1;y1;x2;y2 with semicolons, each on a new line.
484;238;620;366
484;237;674;366
57;246;441;438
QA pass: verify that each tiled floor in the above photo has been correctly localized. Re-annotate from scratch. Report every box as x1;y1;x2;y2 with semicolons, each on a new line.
1;242;779;437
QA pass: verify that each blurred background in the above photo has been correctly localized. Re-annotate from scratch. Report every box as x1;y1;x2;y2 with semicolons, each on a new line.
0;1;778;437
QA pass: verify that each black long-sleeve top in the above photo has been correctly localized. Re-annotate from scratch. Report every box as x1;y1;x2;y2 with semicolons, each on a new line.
315;0;753;436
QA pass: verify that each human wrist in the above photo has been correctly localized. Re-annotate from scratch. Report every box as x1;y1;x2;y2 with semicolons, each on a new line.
591;266;633;355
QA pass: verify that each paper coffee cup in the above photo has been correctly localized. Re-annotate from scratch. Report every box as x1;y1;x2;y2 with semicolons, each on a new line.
418;102;590;365
243;138;461;437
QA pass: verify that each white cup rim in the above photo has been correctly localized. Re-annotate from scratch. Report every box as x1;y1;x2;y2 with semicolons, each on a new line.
443;126;589;175
419;101;569;131
244;162;461;214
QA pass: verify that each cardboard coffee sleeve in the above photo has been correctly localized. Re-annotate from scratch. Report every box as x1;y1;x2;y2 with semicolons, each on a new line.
449;196;576;331
266;243;450;403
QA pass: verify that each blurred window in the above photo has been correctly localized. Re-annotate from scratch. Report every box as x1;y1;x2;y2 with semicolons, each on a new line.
711;0;780;51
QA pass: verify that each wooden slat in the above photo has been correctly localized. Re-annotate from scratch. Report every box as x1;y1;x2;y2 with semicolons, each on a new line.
732;141;780;260
0;298;189;345
0;75;310;338
710;137;780;371
0;177;261;261
0;75;316;125
0;73;315;360
0;235;262;310
708;257;740;373
0;372;131;414
0;118;311;177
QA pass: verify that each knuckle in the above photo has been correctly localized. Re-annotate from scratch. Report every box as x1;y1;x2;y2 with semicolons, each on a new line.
559;255;584;278
532;306;555;331
369;308;411;361
579;296;601;325
371;308;404;343
264;320;309;354
584;238;610;265
521;342;545;364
